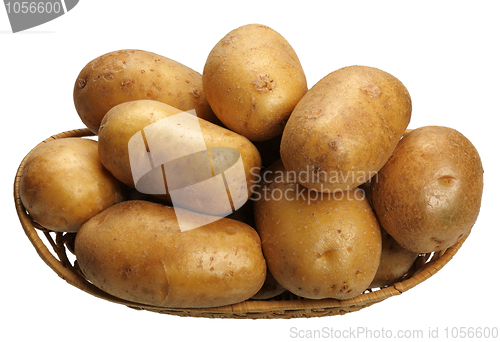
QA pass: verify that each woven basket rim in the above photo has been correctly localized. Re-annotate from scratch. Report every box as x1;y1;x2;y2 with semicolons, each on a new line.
13;128;469;319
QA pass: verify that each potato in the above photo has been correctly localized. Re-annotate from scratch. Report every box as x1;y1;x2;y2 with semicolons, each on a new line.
74;200;267;308
369;227;419;288
19;138;126;233
73;49;217;134
203;24;308;141
371;126;483;253
280;65;412;193
98;99;261;217
253;160;382;300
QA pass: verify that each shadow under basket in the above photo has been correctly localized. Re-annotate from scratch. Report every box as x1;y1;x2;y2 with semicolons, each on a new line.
14;128;469;319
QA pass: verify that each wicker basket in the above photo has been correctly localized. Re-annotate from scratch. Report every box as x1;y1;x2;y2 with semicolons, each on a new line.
14;128;469;319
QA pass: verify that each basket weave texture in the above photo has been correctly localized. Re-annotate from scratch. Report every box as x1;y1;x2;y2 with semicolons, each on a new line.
14;129;468;319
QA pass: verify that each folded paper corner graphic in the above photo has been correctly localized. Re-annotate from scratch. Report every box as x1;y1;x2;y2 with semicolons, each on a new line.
5;0;79;33
129;110;249;231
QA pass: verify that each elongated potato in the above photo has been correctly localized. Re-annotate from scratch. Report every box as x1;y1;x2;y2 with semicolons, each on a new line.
74;49;217;133
98;100;261;216
281;65;412;192
253;160;382;300
74;200;267;308
203;24;308;141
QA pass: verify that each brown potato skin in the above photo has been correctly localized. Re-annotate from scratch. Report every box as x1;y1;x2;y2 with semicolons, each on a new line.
19;138;126;232
371;126;483;253
369;227;419;288
253;160;381;300
203;24;308;141
281;65;412;192
74;49;217;134
74;200;267;308
98;100;261;215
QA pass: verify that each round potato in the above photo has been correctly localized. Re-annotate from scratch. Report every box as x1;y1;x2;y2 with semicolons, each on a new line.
281;65;412;192
203;24;308;141
371;126;483;253
369;227;419;288
74;49;217;134
74;200;267;308
98;99;261;217
253;160;382;300
19;138;126;232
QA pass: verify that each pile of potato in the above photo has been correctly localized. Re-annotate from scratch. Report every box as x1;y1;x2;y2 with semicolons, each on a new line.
19;24;483;309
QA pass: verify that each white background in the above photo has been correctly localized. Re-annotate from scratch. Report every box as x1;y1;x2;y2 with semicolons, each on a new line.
2;1;499;341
